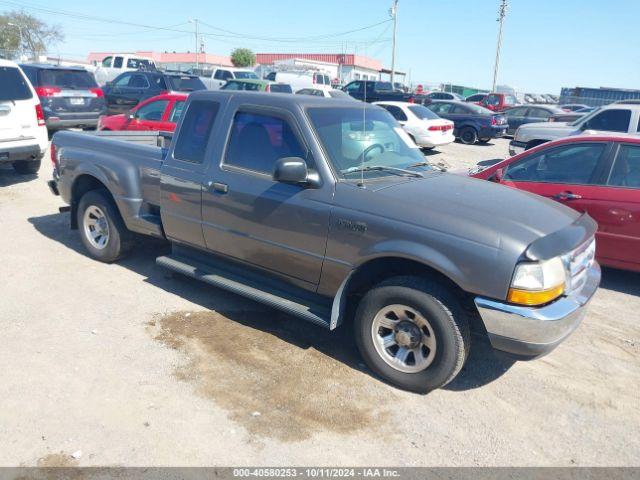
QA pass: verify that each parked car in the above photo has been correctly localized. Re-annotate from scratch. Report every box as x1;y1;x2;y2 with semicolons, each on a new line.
470;135;640;272
549;107;595;123
98;93;186;132
93;54;156;86
426;91;464;101
103;71;205;114
295;88;356;100
266;71;332;93
560;103;590;112
343;80;429;104
465;93;487;104
48;90;600;393
0;59;48;174
509;104;640;155
221;79;292;93
427;101;508;144
20;63;106;133
542;94;558;104
502;105;566;135
480;92;518;112
374;101;454;149
208;67;259;90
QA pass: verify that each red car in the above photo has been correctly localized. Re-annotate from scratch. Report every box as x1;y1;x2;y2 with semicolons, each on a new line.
480;92;518;112
97;93;187;132
470;135;640;272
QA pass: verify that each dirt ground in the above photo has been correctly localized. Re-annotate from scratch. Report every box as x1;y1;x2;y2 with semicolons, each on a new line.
0;138;638;466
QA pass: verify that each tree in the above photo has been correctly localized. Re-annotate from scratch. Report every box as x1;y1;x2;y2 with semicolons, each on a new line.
0;10;63;60
230;48;256;68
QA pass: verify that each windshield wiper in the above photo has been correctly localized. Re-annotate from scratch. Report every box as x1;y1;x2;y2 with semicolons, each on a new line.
342;165;423;178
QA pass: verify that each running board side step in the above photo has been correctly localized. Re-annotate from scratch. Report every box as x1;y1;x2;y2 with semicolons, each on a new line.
156;254;331;329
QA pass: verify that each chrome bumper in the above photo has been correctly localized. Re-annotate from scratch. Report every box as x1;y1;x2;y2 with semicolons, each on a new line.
474;262;601;357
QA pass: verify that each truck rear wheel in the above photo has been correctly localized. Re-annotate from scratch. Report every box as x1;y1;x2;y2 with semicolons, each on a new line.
77;189;134;263
354;276;470;393
12;158;41;174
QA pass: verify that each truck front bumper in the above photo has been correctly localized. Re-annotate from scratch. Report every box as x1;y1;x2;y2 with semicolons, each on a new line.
474;262;600;357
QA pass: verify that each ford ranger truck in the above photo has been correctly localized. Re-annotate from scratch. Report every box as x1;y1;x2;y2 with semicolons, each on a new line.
48;91;601;393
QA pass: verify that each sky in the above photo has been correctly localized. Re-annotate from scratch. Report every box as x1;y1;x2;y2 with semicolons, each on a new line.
3;0;639;93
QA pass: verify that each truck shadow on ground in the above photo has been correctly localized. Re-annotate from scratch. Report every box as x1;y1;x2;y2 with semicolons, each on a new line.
599;267;640;296
0;164;38;187
31;211;520;393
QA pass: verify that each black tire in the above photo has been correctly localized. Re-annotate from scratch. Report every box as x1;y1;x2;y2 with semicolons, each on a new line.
354;276;470;393
459;127;478;145
478;138;491;144
12;158;41;174
77;189;134;263
421;146;435;151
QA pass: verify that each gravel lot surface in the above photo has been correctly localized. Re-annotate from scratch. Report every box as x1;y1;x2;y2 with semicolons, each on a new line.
1;138;638;466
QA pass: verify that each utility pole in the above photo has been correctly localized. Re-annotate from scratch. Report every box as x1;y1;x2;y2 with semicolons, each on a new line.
191;18;200;70
389;0;398;86
491;0;508;92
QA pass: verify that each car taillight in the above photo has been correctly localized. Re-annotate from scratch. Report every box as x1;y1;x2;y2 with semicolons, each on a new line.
35;104;46;126
265;84;271;92
90;87;104;98
428;124;453;131
35;86;62;97
50;143;57;168
408;96;415;104
491;116;498;125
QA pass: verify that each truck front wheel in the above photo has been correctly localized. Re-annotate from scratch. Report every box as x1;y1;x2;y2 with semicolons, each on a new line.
354;276;470;393
77;189;134;263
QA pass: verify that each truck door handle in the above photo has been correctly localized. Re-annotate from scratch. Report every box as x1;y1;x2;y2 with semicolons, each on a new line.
553;191;582;200
207;181;228;194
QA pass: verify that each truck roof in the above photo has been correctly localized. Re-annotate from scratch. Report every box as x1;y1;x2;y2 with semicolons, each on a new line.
189;89;374;109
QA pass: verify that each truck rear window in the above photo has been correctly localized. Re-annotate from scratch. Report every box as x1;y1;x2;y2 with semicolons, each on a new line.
173;100;220;164
0;67;33;101
38;69;97;89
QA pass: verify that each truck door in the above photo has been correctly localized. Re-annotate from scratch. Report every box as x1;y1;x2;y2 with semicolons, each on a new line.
201;104;333;288
160;98;224;248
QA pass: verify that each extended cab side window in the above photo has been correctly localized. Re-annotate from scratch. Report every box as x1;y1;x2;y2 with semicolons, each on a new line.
168;101;185;123
224;111;307;174
345;81;361;93
504;143;606;184
584;109;631;132
113;57;123;68
101;56;112;68
173;100;220;164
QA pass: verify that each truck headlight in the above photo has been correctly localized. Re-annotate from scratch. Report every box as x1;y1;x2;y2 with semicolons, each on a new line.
507;257;566;306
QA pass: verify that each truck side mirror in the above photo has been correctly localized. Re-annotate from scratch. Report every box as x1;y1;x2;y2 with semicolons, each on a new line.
273;157;310;185
494;168;504;182
127;111;135;121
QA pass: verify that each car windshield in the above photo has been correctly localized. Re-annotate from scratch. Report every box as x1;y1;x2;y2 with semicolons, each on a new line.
39;69;97;89
307;107;434;179
167;76;206;92
0;66;33;101
234;71;258;79
569;107;602;126
408;105;440;120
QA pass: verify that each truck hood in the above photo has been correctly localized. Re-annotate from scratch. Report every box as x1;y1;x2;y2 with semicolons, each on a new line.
339;172;580;252
515;121;578;140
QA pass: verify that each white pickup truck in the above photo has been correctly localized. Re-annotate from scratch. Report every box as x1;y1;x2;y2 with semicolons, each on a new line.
93;54;157;86
509;103;640;155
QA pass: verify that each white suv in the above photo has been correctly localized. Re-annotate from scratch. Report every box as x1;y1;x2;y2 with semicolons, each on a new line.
509;103;640;155
0;59;48;174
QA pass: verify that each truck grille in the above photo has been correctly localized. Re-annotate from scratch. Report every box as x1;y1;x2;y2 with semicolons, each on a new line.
563;238;596;295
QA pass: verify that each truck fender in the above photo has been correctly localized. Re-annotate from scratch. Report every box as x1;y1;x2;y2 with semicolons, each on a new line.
329;240;466;329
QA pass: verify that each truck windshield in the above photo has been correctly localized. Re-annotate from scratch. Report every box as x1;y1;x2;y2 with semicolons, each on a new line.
234;71;258;79
307;107;434;179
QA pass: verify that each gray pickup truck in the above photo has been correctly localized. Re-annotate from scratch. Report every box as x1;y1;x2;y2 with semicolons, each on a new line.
48;90;600;393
